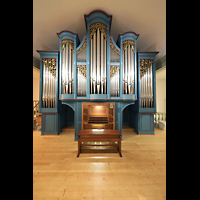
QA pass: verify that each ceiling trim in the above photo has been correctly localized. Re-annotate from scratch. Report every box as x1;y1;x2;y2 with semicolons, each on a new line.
156;54;166;70
33;56;40;69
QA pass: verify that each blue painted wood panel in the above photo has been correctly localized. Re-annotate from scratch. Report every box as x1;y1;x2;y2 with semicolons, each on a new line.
41;113;61;135
137;113;154;134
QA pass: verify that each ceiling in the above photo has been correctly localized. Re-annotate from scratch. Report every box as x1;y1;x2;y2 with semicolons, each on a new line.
33;0;166;61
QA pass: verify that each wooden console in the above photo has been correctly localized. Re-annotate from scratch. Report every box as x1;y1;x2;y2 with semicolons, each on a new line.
82;103;115;130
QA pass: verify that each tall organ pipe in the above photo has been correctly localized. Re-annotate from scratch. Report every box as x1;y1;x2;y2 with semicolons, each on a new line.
65;44;68;94
90;26;107;94
123;41;135;95
101;31;104;94
93;32;96;94
61;40;74;94
97;28;100;94
128;45;131;94
90;39;93;93
104;37;106;94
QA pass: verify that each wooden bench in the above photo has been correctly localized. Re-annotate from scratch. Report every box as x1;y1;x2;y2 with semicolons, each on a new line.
77;130;122;157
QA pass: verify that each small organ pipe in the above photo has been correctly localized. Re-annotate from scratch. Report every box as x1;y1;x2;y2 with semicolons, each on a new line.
62;46;65;94
140;60;153;108
148;67;150;107
53;76;55;108
42;59;56;108
150;63;153;107
123;49;125;93
117;70;119;96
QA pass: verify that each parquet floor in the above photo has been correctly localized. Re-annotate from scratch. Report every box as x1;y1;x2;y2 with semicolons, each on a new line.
33;127;166;200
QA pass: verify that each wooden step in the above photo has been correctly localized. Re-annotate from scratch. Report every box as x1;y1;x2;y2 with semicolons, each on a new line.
81;146;118;153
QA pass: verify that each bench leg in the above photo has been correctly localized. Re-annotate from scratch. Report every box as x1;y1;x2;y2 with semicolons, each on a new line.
118;141;122;157
77;140;81;157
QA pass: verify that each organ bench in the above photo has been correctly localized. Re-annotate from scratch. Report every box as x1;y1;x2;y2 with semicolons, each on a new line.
77;129;122;157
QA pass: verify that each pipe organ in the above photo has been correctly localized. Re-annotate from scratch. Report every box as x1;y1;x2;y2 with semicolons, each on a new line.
36;10;159;137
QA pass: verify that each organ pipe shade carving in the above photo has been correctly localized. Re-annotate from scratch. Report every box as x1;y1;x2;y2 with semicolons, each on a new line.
140;59;154;108
140;59;154;78
110;66;119;79
110;38;120;62
61;39;74;94
110;66;120;97
77;38;87;55
42;58;56;108
90;23;107;40
77;65;87;96
110;38;120;55
122;40;135;94
77;38;87;62
90;22;107;94
62;39;74;52
123;40;135;51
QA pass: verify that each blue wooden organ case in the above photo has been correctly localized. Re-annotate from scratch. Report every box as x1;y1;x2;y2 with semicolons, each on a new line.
37;10;159;138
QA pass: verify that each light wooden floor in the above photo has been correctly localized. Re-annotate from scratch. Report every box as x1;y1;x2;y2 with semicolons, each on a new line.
33;127;166;200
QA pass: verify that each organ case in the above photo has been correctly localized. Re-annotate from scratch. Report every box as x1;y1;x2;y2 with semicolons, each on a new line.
36;10;159;136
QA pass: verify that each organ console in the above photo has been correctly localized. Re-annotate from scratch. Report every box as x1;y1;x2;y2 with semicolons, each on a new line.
36;10;159;138
82;103;115;130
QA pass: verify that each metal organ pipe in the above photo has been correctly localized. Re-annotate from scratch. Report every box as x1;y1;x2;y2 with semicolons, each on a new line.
97;28;100;94
128;45;131;94
131;47;134;94
104;36;106;94
101;31;104;94
140;59;154;108
150;63;153;107
93;32;96;94
65;44;68;94
42;58;56;108
122;41;135;95
61;39;74;94
90;39;93;93
90;23;107;94
124;48;127;94
69;46;71;94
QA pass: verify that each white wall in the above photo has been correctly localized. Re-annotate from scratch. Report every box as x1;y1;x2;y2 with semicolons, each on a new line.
156;67;166;113
33;67;40;100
